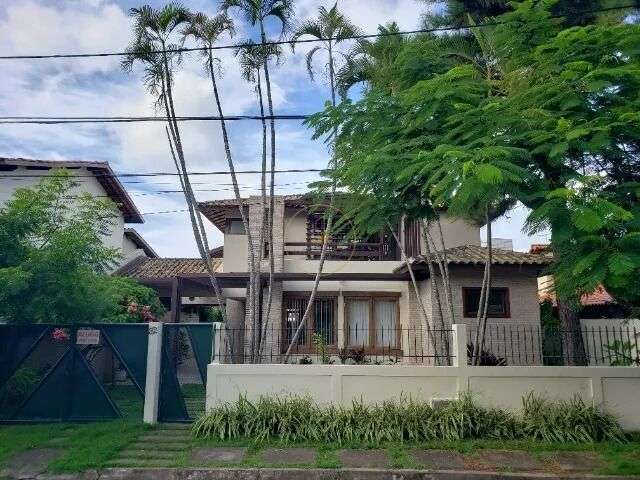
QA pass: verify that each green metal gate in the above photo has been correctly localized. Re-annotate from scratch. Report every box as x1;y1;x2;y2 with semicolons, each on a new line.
158;323;214;422
0;324;148;423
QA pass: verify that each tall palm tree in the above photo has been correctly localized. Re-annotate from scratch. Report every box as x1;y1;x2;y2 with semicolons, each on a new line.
283;3;360;360
235;40;283;357
335;22;407;97
222;0;294;359
121;3;228;325
182;11;263;359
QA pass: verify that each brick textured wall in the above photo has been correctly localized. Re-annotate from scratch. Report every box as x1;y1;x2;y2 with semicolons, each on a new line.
244;197;285;361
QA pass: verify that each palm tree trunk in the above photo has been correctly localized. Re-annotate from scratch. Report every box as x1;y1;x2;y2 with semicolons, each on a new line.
390;227;440;362
257;21;278;362
420;220;451;364
159;54;227;319
205;48;260;361
282;41;340;362
472;210;492;365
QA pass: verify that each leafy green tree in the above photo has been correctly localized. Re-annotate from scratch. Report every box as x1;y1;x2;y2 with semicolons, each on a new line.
308;1;640;364
0;171;163;324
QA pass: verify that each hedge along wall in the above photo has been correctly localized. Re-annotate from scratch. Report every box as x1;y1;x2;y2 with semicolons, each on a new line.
206;363;640;431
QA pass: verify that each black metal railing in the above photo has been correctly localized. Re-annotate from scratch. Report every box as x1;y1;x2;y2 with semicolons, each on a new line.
213;323;640;367
468;323;640;366
213;327;455;365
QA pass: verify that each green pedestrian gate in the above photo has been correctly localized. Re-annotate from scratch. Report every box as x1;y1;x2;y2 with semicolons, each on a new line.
0;324;149;423
158;323;215;422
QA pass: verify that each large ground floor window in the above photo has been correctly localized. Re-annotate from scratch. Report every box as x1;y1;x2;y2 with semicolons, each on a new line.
282;294;337;351
345;294;400;350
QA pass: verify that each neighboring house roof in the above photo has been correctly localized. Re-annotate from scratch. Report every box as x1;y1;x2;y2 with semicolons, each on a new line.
395;245;553;274
209;246;223;258
124;228;158;258
115;256;223;279
198;194;319;230
581;286;616;306
0;157;143;223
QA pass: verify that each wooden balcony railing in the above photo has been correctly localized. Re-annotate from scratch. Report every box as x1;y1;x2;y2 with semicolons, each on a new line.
284;241;394;261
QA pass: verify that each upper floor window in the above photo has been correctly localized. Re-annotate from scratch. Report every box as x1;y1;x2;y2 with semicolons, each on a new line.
462;287;510;318
225;218;246;235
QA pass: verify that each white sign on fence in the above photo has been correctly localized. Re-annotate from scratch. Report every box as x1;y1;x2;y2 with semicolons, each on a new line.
77;328;101;345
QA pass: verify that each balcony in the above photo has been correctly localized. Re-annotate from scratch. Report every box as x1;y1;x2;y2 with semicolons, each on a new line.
284;241;397;261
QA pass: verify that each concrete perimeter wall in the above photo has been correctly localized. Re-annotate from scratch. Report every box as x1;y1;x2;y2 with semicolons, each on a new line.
206;363;640;431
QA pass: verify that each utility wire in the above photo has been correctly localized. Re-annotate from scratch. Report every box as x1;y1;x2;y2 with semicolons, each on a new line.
0;4;635;61
1;167;327;179
0;114;309;124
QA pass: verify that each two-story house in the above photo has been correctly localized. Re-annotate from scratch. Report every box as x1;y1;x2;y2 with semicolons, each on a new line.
0;158;157;269
120;194;549;364
220;196;549;363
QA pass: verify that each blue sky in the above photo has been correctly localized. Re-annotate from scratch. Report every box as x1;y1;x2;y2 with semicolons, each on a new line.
0;0;549;257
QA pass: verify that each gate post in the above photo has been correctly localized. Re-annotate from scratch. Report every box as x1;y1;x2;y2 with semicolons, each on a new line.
211;322;225;364
143;322;163;424
452;324;468;367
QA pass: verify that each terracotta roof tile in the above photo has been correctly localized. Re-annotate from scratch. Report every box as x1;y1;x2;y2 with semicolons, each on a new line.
395;245;552;273
115;257;222;279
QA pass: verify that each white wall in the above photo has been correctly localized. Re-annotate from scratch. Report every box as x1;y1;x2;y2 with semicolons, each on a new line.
580;318;640;366
206;363;640;430
0;166;125;253
222;233;248;272
426;214;481;251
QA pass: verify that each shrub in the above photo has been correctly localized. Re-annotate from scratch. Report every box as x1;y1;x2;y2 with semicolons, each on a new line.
466;344;507;366
521;393;625;443
192;393;623;445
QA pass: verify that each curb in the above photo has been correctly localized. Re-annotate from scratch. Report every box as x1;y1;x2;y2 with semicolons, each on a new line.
23;468;640;480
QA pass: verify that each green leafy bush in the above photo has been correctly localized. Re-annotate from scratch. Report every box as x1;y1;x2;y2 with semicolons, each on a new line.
192;393;625;445
521;393;625;443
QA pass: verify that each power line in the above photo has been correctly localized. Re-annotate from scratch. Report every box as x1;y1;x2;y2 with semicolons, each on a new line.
0;114;309;125
0;4;635;61
1;167;327;179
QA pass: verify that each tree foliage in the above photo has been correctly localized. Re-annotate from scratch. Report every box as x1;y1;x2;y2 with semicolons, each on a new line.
307;1;640;310
0;171;164;324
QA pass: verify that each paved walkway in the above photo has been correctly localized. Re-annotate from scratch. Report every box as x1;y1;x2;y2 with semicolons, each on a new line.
105;425;611;474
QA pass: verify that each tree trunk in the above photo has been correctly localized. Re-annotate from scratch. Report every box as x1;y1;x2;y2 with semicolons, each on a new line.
558;297;586;366
158;56;227;328
472;211;492;365
390;227;440;362
282;40;340;362
420;220;451;364
257;21;278;363
206;48;260;361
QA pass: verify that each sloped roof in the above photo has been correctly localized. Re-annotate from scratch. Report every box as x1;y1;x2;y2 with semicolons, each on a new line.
198;194;317;230
209;246;223;258
124;228;158;258
0;157;143;223
115;256;223;279
395;245;552;274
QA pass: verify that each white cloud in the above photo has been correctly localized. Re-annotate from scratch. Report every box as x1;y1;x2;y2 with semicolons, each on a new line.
0;0;541;256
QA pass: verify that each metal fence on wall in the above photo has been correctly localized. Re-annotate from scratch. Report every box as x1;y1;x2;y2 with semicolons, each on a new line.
212;323;640;367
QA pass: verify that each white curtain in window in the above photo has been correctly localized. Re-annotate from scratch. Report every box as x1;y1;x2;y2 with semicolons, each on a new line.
347;300;369;346
375;300;397;347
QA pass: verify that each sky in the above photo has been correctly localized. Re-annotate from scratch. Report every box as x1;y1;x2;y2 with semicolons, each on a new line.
0;0;550;257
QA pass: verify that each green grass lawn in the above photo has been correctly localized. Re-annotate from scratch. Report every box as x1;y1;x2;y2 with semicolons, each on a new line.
189;435;640;476
0;421;146;473
1;422;639;476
